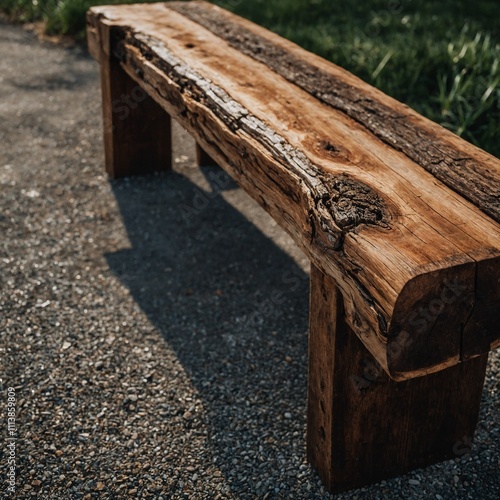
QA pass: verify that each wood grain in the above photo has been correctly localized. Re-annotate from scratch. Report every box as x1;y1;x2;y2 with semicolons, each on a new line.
86;3;500;379
308;264;489;492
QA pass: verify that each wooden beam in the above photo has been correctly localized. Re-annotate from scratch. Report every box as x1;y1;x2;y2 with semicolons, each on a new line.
196;143;218;167
307;264;488;492
91;19;172;178
86;4;500;379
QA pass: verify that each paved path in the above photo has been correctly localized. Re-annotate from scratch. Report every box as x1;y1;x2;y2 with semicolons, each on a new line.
0;19;498;499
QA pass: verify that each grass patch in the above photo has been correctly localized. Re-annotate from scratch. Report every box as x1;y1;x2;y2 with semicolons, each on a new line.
0;0;134;34
2;0;499;157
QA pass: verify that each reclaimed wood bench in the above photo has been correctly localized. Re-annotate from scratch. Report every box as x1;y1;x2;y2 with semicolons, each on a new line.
87;1;500;493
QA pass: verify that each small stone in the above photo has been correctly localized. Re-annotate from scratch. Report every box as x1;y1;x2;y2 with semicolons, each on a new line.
408;479;420;486
128;395;138;402
183;411;192;420
284;412;292;419
285;356;293;363
453;475;459;483
96;482;105;491
32;480;42;487
55;450;63;457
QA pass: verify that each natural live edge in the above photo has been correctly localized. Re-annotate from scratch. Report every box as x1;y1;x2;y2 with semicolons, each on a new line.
86;5;500;380
169;1;500;224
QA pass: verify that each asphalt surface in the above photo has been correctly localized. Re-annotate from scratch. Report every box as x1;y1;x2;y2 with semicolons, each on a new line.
0;18;499;499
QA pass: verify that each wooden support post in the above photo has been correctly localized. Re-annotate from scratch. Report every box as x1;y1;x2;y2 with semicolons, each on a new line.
195;143;218;167
99;56;172;178
307;264;489;493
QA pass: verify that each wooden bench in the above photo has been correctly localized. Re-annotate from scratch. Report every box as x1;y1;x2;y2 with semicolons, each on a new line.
87;2;500;493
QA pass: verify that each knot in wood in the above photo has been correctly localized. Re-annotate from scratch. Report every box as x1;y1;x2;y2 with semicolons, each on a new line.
323;175;387;230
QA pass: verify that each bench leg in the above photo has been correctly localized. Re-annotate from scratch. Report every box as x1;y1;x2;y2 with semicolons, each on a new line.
307;264;488;493
99;56;172;178
195;143;218;167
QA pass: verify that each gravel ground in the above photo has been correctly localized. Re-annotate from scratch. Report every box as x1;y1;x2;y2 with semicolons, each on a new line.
0;19;499;499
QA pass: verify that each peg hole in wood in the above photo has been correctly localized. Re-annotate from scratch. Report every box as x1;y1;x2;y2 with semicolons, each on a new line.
319;426;326;442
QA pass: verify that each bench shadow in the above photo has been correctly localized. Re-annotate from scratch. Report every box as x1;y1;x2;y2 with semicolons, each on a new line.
105;169;311;495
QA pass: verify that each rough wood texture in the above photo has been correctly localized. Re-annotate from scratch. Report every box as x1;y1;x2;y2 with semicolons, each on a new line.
86;2;500;379
308;264;489;492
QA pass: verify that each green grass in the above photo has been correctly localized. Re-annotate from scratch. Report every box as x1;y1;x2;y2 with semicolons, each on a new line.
0;0;127;34
2;0;499;157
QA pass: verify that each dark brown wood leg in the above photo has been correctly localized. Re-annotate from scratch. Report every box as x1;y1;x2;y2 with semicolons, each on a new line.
99;56;172;178
307;264;488;493
195;143;218;167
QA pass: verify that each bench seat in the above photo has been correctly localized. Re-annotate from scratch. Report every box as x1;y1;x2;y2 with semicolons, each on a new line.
87;2;499;492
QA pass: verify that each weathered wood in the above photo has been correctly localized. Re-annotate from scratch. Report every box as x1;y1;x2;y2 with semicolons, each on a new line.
308;264;489;492
91;18;172;178
196;143;218;167
86;2;500;380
